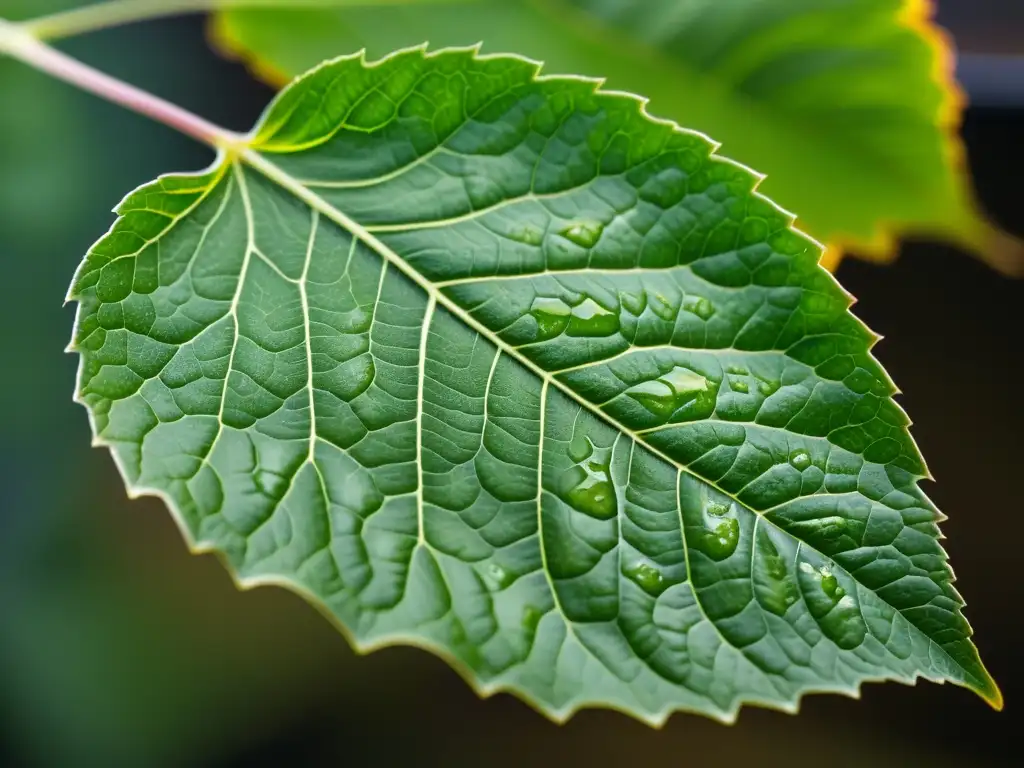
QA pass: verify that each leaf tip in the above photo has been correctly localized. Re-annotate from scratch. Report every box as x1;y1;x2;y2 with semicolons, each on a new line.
973;673;1004;712
986;688;1005;712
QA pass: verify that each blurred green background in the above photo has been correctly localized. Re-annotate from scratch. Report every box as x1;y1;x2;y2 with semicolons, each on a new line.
0;1;1021;765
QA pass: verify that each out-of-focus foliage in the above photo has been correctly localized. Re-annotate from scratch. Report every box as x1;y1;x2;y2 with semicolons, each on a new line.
213;0;1021;274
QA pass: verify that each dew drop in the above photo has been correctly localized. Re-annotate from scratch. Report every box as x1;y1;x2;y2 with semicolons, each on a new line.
753;527;799;616
567;297;620;337
684;295;716;320
625;561;667;596
705;518;740;559
694;496;740;560
560;220;604;248
625;379;677;418
649;293;679;322
797;559;866;649
486;562;513;590
563;438;617;520
802;563;848;604
620;290;648;316
820;568;845;601
625;366;711;419
789;450;812;471
663;367;710;395
510;225;544;246
706;500;730;518
530;296;571;341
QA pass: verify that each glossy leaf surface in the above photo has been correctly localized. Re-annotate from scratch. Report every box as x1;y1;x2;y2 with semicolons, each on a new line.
214;0;1013;272
70;48;999;723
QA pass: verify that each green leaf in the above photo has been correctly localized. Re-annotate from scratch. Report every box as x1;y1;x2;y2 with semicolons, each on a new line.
70;47;999;723
212;0;1021;274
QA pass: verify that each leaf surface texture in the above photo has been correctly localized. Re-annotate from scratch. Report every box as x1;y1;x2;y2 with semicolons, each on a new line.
70;48;998;723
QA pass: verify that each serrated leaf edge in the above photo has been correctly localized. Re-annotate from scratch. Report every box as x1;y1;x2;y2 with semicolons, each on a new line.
69;44;1003;723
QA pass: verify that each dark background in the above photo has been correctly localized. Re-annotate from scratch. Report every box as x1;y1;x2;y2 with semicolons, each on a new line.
0;1;1021;765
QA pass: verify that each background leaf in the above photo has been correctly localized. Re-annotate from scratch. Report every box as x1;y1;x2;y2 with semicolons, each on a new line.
70;47;997;723
211;0;1022;274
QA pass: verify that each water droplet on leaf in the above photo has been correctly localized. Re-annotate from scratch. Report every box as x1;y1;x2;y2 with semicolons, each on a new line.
626;366;710;419
620;290;648;316
789;450;812;471
530;296;571;341
649;293;679;322
486;562;513;590
663;367;709;396
560;221;604;248
694;496;740;560
706;500;730;518
819;567;845;601
563;438;616;519
625;561;667;596
754;528;799;616
567;297;619;337
684;296;715;320
705;518;740;559
626;379;677;418
798;560;866;649
510;225;544;246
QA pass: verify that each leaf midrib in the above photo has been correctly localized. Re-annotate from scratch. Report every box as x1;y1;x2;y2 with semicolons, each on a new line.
234;147;982;689
238;149;712;497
